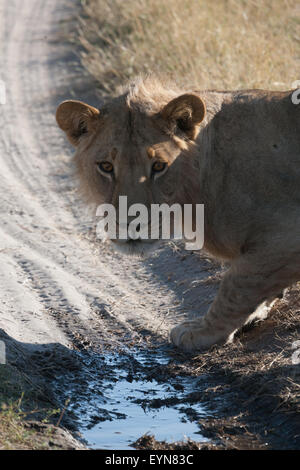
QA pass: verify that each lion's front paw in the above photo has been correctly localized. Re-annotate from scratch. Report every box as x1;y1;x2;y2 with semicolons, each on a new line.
170;319;226;352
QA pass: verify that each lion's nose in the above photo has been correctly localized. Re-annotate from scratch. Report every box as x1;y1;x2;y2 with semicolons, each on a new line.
116;221;146;239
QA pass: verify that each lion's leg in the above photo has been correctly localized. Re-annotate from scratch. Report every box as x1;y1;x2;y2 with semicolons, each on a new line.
243;288;287;326
170;245;299;351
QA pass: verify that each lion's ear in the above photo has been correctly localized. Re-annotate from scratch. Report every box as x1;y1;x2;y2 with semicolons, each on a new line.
161;94;205;139
56;100;100;146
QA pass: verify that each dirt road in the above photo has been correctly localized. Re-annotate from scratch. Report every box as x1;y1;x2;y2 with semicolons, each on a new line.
0;0;221;448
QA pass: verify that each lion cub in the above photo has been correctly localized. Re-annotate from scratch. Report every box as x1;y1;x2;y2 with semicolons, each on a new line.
56;77;300;351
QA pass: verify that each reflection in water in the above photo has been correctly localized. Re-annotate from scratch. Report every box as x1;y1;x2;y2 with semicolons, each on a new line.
54;348;209;450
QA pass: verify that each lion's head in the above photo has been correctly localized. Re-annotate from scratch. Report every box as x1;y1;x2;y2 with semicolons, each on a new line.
56;77;206;256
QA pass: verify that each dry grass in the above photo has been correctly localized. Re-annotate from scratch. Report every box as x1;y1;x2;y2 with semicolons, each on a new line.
0;351;83;450
78;0;300;95
0;404;82;450
0;368;56;450
190;287;300;449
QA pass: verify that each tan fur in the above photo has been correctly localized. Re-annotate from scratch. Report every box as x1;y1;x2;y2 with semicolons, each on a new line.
56;76;300;351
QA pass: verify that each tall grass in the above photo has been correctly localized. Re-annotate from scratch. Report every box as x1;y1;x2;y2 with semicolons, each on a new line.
78;0;299;95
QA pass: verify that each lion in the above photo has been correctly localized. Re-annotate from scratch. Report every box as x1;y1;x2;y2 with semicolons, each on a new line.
56;76;300;351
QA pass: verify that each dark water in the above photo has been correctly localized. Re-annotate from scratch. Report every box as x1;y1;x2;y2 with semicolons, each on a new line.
54;348;209;449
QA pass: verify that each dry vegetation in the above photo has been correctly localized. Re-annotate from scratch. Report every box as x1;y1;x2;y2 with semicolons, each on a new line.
0;364;76;450
78;0;300;95
191;287;300;449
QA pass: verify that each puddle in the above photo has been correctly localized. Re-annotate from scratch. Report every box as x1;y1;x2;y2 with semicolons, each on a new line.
83;376;207;449
53;348;209;449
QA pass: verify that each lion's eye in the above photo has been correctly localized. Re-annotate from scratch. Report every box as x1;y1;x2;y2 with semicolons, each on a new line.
97;161;113;173
152;161;166;173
